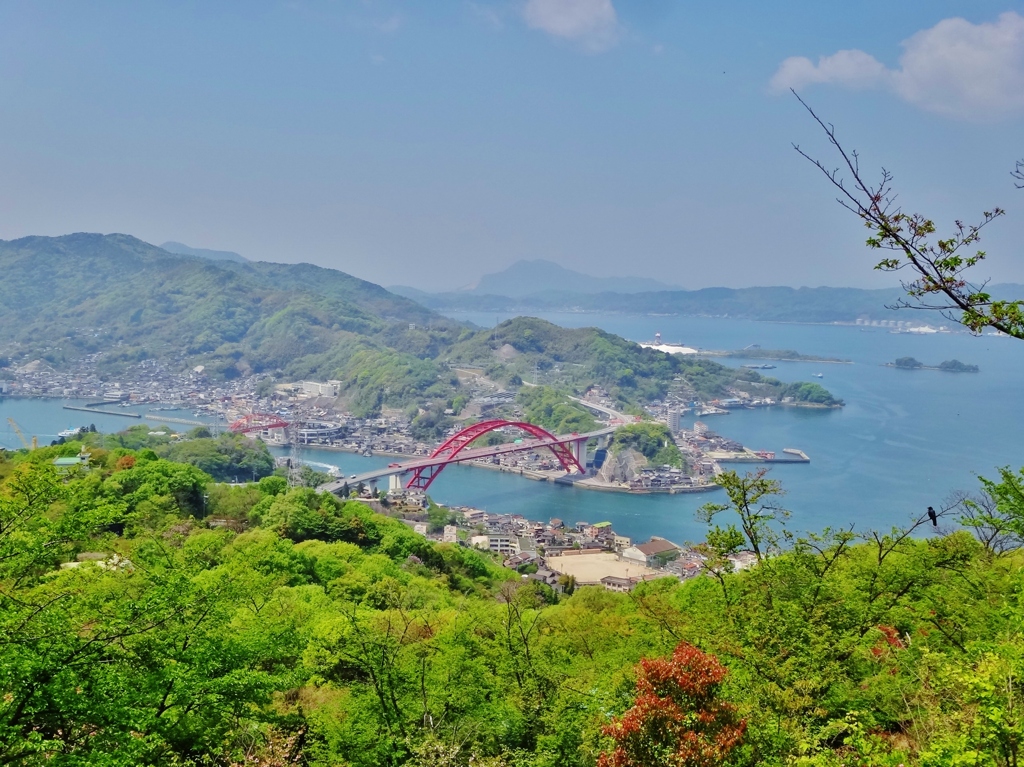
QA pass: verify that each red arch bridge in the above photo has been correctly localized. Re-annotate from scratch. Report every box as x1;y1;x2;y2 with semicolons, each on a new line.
318;419;617;495
229;413;290;434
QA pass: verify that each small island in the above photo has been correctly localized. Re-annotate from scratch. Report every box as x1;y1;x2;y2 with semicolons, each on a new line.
704;348;851;364
887;357;979;373
778;382;844;408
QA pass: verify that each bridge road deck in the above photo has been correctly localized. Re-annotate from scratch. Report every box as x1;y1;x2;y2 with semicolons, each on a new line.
317;425;617;494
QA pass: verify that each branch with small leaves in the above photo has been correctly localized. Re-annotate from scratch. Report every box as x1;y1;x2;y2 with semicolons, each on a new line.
793;91;1024;339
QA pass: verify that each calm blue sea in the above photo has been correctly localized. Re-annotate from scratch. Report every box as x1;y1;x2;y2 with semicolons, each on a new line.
0;400;221;450
3;313;1021;544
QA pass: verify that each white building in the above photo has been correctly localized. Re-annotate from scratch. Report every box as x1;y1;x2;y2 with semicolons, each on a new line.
442;525;459;543
470;535;519;556
667;410;682;433
622;538;680;567
300;380;342;398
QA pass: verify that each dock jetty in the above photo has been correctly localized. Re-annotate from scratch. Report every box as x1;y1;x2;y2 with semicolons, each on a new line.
62;405;141;419
708;447;810;464
144;414;210;427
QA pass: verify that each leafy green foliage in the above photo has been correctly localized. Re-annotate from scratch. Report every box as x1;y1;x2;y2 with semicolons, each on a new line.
159;432;275;482
779;381;844;406
84;425;275;483
6;425;1024;765
611;423;685;469
518;386;599;434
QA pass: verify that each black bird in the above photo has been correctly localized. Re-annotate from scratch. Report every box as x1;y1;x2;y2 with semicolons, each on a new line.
927;506;938;526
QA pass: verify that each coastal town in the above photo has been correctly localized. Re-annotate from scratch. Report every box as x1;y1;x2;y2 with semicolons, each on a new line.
354;492;759;595
1;347;772;593
1;342;810;492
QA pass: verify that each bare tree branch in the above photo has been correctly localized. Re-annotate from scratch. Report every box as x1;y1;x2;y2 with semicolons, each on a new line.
792;91;1024;339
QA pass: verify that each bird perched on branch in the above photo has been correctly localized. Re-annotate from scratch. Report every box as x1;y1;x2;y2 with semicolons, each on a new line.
927;506;938;527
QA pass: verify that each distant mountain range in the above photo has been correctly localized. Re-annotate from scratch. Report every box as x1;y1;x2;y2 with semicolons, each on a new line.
392;259;680;300
392;261;1024;324
390;284;907;323
160;240;249;263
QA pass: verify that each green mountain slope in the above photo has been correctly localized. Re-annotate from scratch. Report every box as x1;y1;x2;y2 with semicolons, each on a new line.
448;316;842;406
0;233;461;385
0;234;839;415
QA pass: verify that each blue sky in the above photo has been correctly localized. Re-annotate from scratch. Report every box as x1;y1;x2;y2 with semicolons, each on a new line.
1;0;1022;291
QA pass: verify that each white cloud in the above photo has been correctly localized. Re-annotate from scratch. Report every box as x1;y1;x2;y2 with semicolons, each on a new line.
771;49;890;92
771;12;1024;120
523;0;619;51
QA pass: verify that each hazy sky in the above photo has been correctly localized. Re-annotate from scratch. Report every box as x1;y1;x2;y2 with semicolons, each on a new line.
1;1;1023;291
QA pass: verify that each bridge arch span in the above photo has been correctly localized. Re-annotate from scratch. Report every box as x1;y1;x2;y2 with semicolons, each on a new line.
406;419;585;491
229;413;289;434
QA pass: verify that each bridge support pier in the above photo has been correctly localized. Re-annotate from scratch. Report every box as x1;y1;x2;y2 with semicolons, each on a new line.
389;474;402;492
571;438;587;470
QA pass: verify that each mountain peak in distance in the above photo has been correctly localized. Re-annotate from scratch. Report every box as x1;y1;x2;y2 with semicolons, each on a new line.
161;241;249;263
464;259;680;297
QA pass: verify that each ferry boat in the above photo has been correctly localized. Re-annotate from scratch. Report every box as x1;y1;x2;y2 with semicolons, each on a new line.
58;428;81;438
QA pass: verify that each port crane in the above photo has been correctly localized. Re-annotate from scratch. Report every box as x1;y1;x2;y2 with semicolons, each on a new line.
6;417;37;450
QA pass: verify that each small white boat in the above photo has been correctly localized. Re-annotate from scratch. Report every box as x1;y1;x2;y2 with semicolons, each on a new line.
813;373;824;378
58;428;81;438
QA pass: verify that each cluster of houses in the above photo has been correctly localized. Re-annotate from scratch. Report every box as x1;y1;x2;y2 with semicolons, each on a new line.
401;505;758;594
3;353;251;406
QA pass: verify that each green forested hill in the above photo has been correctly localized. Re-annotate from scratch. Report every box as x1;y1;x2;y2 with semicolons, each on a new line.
0;234;838;414
447;316;842;406
0;233;442;342
2;443;1024;766
0;233;462;386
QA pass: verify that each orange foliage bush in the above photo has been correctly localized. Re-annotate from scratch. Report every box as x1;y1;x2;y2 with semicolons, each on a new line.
599;642;745;767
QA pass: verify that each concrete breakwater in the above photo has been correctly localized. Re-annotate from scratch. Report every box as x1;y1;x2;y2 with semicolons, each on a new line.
63;405;140;419
707;448;810;463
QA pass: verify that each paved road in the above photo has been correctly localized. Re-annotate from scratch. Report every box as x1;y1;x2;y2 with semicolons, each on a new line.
568;395;635;424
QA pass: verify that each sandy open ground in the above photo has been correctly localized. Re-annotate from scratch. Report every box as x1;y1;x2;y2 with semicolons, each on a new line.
546;553;660;584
